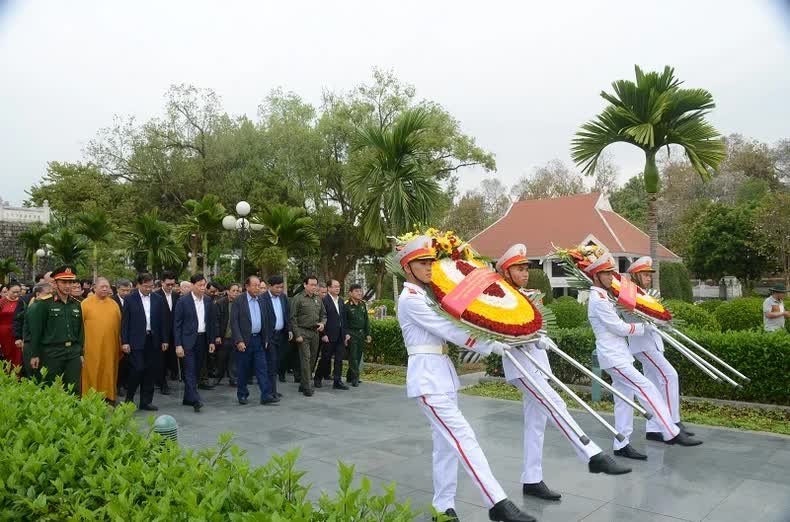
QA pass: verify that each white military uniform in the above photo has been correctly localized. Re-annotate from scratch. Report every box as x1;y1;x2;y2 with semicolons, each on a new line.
585;253;680;449
399;282;507;511
497;245;601;484
623;257;681;434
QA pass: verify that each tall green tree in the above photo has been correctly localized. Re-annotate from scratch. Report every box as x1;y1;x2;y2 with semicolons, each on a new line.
17;223;49;276
44;229;88;267
75;209;114;282
124;209;182;276
349;107;443;248
686;204;767;287
250;204;318;291
572;65;726;289
180;194;226;275
0;258;21;284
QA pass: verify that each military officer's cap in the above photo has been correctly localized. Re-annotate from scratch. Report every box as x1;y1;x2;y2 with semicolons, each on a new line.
52;265;78;281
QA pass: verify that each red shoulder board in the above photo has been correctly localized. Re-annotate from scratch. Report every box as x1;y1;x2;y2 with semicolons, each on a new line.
596;291;606;299
408;288;417;294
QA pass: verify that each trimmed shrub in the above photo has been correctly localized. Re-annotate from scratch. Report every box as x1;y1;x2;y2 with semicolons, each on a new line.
665;299;720;330
0;369;419;520
528;269;553;304
369;299;396;316
369;318;409;365
714;298;764;331
698;299;725;314
547;296;588;329
485;326;789;405
659;262;693;302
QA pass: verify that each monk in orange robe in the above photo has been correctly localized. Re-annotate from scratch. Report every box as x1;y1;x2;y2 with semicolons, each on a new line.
81;277;121;402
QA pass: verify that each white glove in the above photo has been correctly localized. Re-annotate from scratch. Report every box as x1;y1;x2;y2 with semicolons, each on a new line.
535;336;550;350
490;342;509;357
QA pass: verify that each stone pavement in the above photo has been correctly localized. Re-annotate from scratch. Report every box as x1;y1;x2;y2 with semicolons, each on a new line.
144;378;790;522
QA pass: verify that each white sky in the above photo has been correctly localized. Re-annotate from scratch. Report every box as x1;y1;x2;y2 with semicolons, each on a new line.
1;0;789;205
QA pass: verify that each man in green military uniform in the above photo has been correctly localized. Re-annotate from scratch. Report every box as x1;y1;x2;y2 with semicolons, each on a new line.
27;265;84;393
289;275;326;397
344;284;371;387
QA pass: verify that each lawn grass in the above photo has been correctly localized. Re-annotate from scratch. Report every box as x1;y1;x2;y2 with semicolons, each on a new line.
461;381;790;435
361;365;407;385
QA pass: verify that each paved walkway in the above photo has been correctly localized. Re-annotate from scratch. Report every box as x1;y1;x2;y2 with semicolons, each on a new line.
145;378;790;522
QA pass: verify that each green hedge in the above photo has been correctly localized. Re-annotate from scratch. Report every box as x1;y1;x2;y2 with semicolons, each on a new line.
714;298;765;331
659;262;693;302
698;299;726;314
528;269;553;304
485;327;789;405
665;300;720;330
547;297;588;329
0;369;419;520
368;319;460;366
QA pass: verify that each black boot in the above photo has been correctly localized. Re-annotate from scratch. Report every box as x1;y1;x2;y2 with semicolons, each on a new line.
646;432;664;442
488;499;535;522
333;381;349;390
677;422;695;436
522;481;561;500
314;378;323;388
667;431;703;447
613;444;647;460
588;452;632;475
432;508;459;522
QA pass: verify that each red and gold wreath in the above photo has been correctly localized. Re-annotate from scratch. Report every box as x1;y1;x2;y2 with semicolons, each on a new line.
554;245;672;322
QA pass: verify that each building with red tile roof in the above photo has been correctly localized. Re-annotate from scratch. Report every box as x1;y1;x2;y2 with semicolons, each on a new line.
470;192;681;296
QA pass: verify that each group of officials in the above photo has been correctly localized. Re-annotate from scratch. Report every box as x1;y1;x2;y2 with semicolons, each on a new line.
11;266;372;414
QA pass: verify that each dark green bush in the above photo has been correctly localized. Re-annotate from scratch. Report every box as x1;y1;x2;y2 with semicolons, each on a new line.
714;298;764;331
528;269;553;304
665;299;720;330
485;326;789;405
547;296;588;329
659;262;693;302
369;318;409;365
369;299;396;316
0;369;420;520
698;299;725;314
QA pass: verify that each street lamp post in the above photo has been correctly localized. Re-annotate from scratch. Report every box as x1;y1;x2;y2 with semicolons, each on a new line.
223;201;263;282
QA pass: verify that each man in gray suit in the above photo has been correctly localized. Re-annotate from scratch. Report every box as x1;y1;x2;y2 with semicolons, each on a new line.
230;275;279;406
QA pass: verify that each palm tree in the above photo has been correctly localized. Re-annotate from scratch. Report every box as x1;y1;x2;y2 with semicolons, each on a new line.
17;223;49;276
75;209;114;282
250;204;318;291
44;229;88;266
572;65;726;288
349;107;443;249
0;257;21;284
180;194;226;275
124;209;183;276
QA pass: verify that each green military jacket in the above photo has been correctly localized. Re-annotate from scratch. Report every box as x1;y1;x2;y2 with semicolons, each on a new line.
344;299;370;336
26;293;84;358
289;291;326;339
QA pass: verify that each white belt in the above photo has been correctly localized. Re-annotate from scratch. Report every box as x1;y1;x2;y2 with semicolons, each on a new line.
407;345;448;356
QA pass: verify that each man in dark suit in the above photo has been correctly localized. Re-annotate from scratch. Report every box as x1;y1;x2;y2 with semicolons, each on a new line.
213;282;241;386
155;271;179;394
316;279;350;390
120;273;167;410
231;275;279;405
174;274;216;413
261;275;292;398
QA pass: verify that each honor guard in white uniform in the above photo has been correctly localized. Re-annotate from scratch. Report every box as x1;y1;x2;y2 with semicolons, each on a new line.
496;244;631;502
585;253;702;460
625;257;696;442
396;236;535;522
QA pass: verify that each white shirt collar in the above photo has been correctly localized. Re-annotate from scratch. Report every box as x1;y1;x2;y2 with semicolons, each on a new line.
192;292;203;303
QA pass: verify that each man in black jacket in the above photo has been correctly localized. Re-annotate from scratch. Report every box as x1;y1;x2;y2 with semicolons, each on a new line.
316;279;350;390
154;271;179;394
261;275;291;398
213;282;241;386
230;276;279;405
